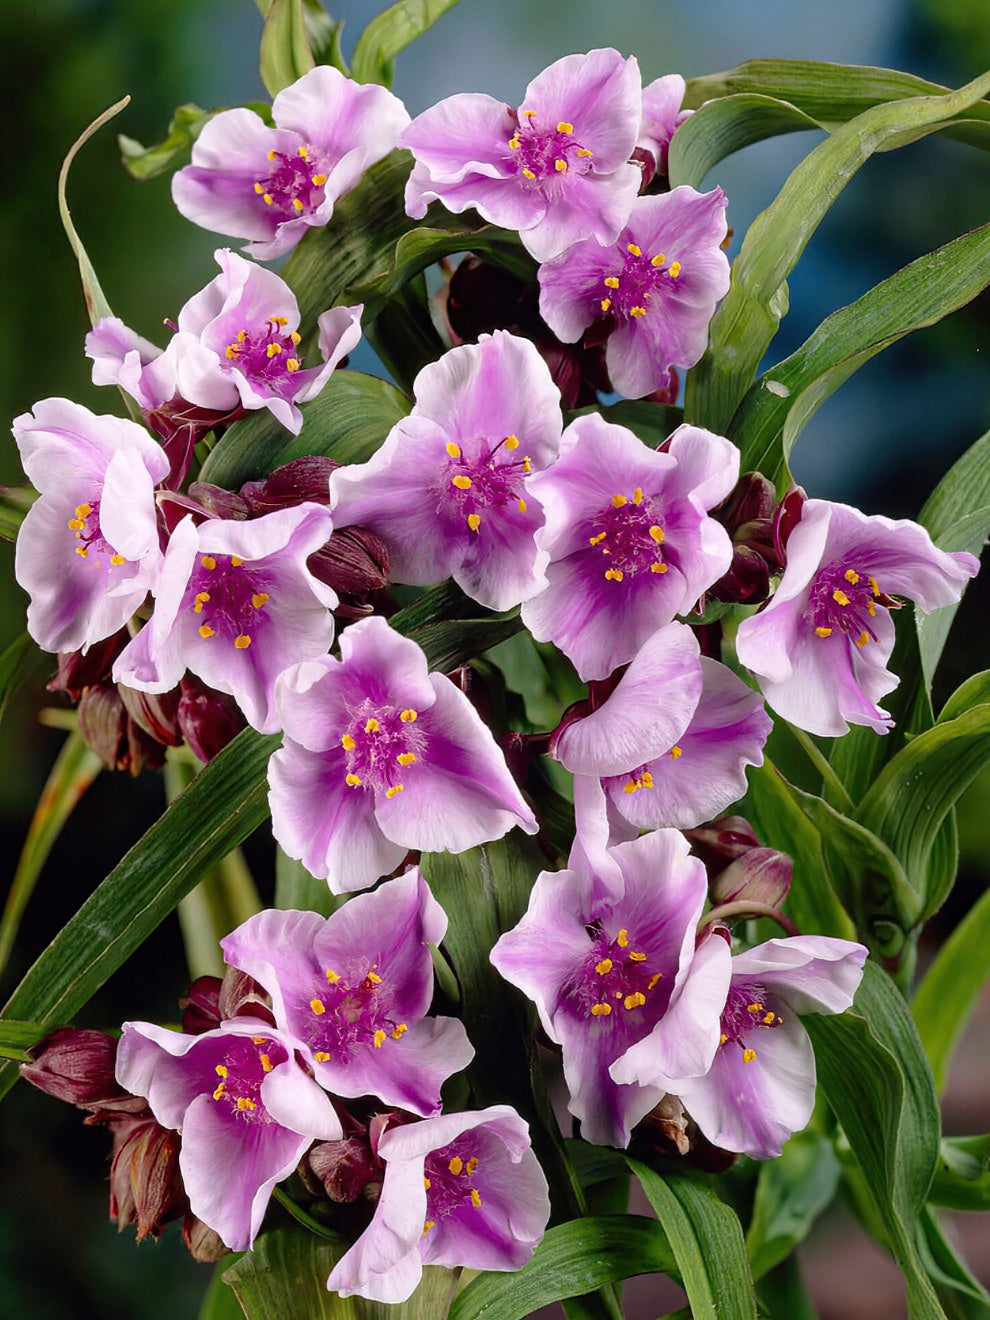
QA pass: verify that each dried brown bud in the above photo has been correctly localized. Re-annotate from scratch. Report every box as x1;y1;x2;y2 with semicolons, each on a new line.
108;1115;187;1240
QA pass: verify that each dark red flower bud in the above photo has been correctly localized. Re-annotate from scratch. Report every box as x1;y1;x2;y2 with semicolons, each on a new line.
78;684;170;774
176;675;246;763
179;976;224;1036
773;483;807;562
629;145;657;192
108;1115;187;1240
218;965;274;1024
47;633;125;697
239;456;339;514
710;846;792;909
20;1028;125;1107
307;1136;380;1203
183;1213;230;1262
184;482;251;521
722;471;777;531
118;683;183;748
709;543;773;604
307;526;391;618
683;815;760;880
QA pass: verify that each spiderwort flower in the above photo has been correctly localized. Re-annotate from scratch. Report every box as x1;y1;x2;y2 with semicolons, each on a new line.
615;933;868;1159
86;249;363;436
220;872;474;1116
113;503;337;734
269;615;539;893
327;1105;550;1303
603;658;771;831
492;782;727;1146
116;1017;342;1251
172;66;410;259
637;74;692;178
522;417;737;679
331;331;562;610
538;187;730;398
12;398;168;654
401;49;643;263
735;499;980;736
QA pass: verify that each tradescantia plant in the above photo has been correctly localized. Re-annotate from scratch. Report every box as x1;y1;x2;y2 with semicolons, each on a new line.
2;1;989;1316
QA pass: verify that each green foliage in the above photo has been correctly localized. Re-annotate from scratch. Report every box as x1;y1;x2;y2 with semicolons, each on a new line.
745;1130;841;1279
350;0;462;87
259;0;315;97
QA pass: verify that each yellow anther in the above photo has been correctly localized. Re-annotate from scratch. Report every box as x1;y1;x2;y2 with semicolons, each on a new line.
670;745;683;760
397;752;417;766
75;503;92;518
252;1037;266;1046
590;1002;612;1016
291;198;304;211
467;513;481;532
589;531;607;547
627;243;642;256
763;1011;776;1025
668;261;681;277
193;592;210;613
470;1188;483;1208
720;1033;729;1045
630;305;647;318
466;1157;478;1174
523;108;537;117
373;1029;387;1048
742;1048;757;1064
449;1156;464;1175
234;634;252;649
611;493;627;508
424;1176;431;1189
504;434;520;450
251;592;269;609
213;1083;226;1100
314;1051;331;1062
215;1064;228;1078
845;568;860;584
747;1003;764;1013
628;951;647;962
624;992;647;1010
267;149;277;161
623;779;638;794
856;630;870;647
867;600;876;617
595;958;613;975
230;555;243;567
367;971;382;984
201;555;216;570
110;554;126;566
650;562;668;574
508;135;521;149
236;331;247;343
815;626;833;638
254;181;265;194
648;972;663;990
451;474;472;490
651;253;666;267
310;999;325;1015
365;717;380;733
832;589;850;606
632;487;644;505
391;1023;408;1039
199;624;215;639
236;1097;256;1111
262;193;274;206
649;525;664;543
446;441;462;458
556;121;573;134
346;773;362;787
423;1220;436;1235
260;1053;273;1072
869;576;880;596
311;173;327;186
267;343;283;358
286;359;300;372
385;784;404;798
517;498;527;513
641;771;654;788
400;709;418;723
600;298;612;312
576;147;592;157
289;330;301;344
75;546;89;558
616;929;629;948
297;145;309;160
555;159;567;173
521;168;536;180
522;455;532;473
326;968;340;984
67;517;85;530
604;568;624;582
604;276;620;289
341;733;356;751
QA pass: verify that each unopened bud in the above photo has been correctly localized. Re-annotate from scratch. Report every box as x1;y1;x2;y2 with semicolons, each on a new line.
183;1213;230;1262
108;1115;187;1240
118;683;183;748
78;684;169;775
179;976;223;1036
710;846;792;909
683;816;760;879
722;471;776;531
307;1136;379;1203
307;526;390;604
238;456;339;514
48;633;124;697
21;1028;124;1107
177;675;246;763
773;483;807;561
218;965;274;1023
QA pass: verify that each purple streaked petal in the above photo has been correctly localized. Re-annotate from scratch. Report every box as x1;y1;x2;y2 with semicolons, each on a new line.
729;936;867;1014
521;49;642;172
519;165;641;265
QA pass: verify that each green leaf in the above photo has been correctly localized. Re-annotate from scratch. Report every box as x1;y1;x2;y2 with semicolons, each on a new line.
727;225;990;486
917;427;990;686
0;632;48;727
59;98;129;327
754;1257;818;1320
302;0;348;73
350;0;460;87
683;60;990;151
0;1019;51;1063
669;93;820;189
0;727;278;1103
197;370;411;489
224;1224;457;1318
684;70;990;435
912;885;990;1094
259;0;314;97
803;961;943;1318
0;731;103;976
274;847;343;916
198;1258;246;1320
0;485;37;542
930;1135;990;1212
118;103;214;180
448;1216;677;1320
628;1159;757;1320
916;1205;990;1317
745;1129;841;1279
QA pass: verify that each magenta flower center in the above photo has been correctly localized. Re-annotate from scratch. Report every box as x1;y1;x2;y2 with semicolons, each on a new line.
718;980;782;1065
438;435;532;536
339;701;427;798
186;552;272;650
222;316;303;389
210;1034;288;1124
422;1138;484;1234
304;959;409;1062
253;144;328;222
506;110;594;187
587;486;668;583
599;242;682;322
66;496;130;570
570;922;664;1020
805;561;890;649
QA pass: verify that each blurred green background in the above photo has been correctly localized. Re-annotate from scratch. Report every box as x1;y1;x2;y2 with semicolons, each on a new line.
1;1;987;1315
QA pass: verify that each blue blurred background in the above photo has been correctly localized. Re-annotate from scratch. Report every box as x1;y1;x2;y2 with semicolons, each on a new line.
1;1;987;1315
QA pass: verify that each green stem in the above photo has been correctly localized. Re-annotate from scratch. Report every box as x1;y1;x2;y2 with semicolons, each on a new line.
790;727;855;813
271;1186;345;1242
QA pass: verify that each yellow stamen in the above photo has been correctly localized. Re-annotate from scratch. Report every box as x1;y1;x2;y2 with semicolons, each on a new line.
373;1029;387;1049
451;474;472;490
201;555;216;570
648;972;663;990
397;752;416;766
311;173;327;186
590;1002;612;1016
856;630;870;647
845;568;860;584
630;305;647;318
262;193;274;206
400;709;418;723
385;784;404;798
466;1157;479;1174
508;134;521;149
391;1023;408;1039
260;1054;273;1072
467;513;481;532
595;958;613;975
867;600;876;616
366;971;381;984
556;121;573;134
215;1065;228;1078
742;1048;757;1064
267;149;277;161
193;591;210;613
290;330;301;344
651;253;666;267
314;1051;331;1062
522;108;537;118
649;525;664;543
224;343;236;358
720;1033;729;1045
517;498;527;513
236;331;247;343
286;358;300;372
668;261;681;277
365;717;380;733
292;198;304;211
470;1188;482;1208
589;531;607;546
815;626;833;638
632;487;644;505
522;456;532;473
670;745;683;759
234;634;252;649
199;624;215;639
110;554;125;566
236;1097;256;1111
624;992;646;1010
67;517;85;530
763;1011;776;1025
254;182;265;194
747;1003;763;1013
213;1083;226;1100
554;159;567;172
611;493;627;508
310;999;325;1015
600;298;612;312
650;562;668;574
326;968;340;983
616;929;629;948
251;592;269;609
298;145;309;159
604;276;620;289
626;243;642;256
521;168;536;180
341;733;356;751
832;589;850;607
345;773;362;787
576;147;592;157
446;441;461;458
423;1220;436;1235
604;568;624;582
628;951;647;962
448;1156;464;1175
504;434;520;449
230;555;243;567
424;1176;431;1189
267;343;283;358
869;576;880;596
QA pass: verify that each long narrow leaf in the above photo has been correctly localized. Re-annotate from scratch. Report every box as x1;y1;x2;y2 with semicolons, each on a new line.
259;0;314;97
350;0;461;87
668;92;820;189
58;99;126;326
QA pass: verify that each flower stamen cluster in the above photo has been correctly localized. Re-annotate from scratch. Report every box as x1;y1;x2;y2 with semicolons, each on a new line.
210;1034;287;1117
223;315;303;379
253;144;329;221
187;553;271;649
571;923;663;1018
589;486;668;582
598;242;681;322
806;562;892;647
507;111;594;186
339;703;424;796
441;435;533;535
422;1141;484;1234
716;980;782;1064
